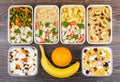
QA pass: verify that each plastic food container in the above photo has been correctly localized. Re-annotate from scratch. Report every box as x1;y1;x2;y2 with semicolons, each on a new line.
87;5;112;44
8;5;33;44
82;46;112;76
34;5;59;44
60;5;85;44
8;46;38;76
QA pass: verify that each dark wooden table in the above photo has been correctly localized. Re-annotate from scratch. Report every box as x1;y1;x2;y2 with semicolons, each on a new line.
0;0;120;82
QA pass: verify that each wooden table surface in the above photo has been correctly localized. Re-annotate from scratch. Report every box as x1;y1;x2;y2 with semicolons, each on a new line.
0;0;120;82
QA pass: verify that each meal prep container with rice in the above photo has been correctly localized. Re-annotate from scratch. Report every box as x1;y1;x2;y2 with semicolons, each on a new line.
34;5;59;44
87;5;112;44
60;5;85;44
82;46;112;76
8;5;33;44
8;46;38;76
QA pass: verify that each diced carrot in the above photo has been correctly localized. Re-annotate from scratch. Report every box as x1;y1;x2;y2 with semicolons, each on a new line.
40;38;46;43
54;32;58;36
20;7;30;14
77;34;84;43
68;31;74;39
21;23;24;27
15;17;20;26
16;64;21;69
54;21;58;28
70;21;77;26
46;29;50;36
35;22;40;30
22;57;28;62
13;8;17;12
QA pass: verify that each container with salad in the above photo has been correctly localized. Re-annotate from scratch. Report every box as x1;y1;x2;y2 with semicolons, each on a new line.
8;5;33;44
60;5;85;44
34;5;59;44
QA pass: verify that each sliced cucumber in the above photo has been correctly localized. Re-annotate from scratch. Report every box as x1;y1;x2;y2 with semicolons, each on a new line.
53;37;58;42
69;38;75;43
62;35;67;40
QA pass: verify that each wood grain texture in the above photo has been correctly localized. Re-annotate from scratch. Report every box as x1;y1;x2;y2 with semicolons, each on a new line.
0;0;120;82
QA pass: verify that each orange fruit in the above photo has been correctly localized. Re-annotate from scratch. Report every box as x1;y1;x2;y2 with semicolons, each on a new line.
52;47;72;67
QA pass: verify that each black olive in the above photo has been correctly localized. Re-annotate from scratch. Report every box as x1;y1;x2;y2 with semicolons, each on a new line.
103;62;109;67
95;57;98;61
86;70;89;74
94;48;98;52
84;49;87;53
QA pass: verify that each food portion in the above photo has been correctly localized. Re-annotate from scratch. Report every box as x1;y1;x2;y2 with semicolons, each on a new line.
9;6;33;44
52;47;72;67
88;5;112;43
40;45;80;78
61;5;85;44
82;47;112;76
35;6;59;44
8;47;38;76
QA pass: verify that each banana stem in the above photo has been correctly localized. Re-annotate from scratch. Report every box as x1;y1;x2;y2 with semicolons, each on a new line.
39;45;46;57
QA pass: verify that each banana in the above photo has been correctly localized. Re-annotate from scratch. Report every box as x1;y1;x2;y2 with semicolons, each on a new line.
39;45;80;78
91;35;99;41
101;32;109;39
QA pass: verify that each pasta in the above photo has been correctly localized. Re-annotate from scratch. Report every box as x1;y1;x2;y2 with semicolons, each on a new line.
88;5;112;43
61;6;84;24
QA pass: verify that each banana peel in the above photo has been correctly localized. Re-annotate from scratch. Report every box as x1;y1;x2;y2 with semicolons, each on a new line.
39;45;80;78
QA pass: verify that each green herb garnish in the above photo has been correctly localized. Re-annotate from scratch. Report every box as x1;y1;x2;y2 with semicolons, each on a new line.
77;23;84;29
45;22;50;27
21;39;27;42
62;21;69;27
10;37;16;40
39;29;43;37
27;31;32;37
51;28;56;35
15;29;21;33
46;38;50;43
73;34;78;39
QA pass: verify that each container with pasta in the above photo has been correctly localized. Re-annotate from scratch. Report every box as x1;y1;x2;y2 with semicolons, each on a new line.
8;5;33;44
82;46;112;76
60;5;85;44
87;5;112;44
34;5;59;44
8;46;38;76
